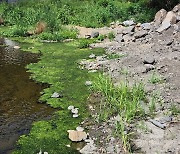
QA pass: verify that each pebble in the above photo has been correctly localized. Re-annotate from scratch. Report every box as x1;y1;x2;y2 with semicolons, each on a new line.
85;81;92;86
13;45;20;49
68;105;74;110
71;108;78;114
51;92;61;98
73;114;79;118
76;126;84;131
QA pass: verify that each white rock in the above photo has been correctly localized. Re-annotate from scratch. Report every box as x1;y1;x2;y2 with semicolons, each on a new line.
13;45;20;49
44;152;48;154
85;81;92;86
73;114;79;118
51;92;60;98
76;126;84;131
71;108;78;114
68;105;74;110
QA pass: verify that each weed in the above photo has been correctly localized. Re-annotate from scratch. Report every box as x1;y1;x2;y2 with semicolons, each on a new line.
107;53;126;60
97;34;107;41
170;105;180;116
108;32;115;41
149;72;163;84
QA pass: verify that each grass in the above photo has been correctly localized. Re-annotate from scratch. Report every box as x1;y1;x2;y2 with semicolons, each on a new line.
149;72;163;84
92;74;147;151
12;39;105;153
170;104;180;116
108;32;115;41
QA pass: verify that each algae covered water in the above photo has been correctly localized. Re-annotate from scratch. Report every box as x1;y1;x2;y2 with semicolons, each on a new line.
0;38;104;153
0;38;56;153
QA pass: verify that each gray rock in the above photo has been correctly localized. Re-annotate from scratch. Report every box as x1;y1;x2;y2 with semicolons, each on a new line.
165;39;174;46
141;23;152;30
173;21;180;32
122;26;135;34
73;114;79;118
172;4;180;13
123;34;135;42
91;31;99;38
115;34;124;43
134;30;148;39
71;108;79;114
154;9;167;27
143;56;155;64
123;20;135;26
156;11;177;33
144;64;155;72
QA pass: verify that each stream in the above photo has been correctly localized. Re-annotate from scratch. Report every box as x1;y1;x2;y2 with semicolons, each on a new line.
0;38;55;153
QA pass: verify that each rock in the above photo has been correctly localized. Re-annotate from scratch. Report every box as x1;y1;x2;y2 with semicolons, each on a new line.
172;4;180;13
156;11;177;33
144;64;155;72
89;54;96;59
123;20;135;26
143;57;155;65
165;39;173;46
68;105;74;110
134;30;148;39
115;34;124;43
85;81;92;86
27;30;34;36
44;152;48;154
154;9;167;27
173;21;180;32
85;35;91;39
76;126;84;131
122;26;135;34
141;23;152;30
159;116;172;124
73;114;79;118
13;45;20;49
71;108;78;114
91;31;99;38
149;119;166;129
114;114;121;122
51;92;61;98
123;34;135;42
67;130;87;142
80;139;97;154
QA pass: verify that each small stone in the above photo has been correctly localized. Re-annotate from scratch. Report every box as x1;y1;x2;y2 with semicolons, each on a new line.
13;45;20;49
85;81;92;86
44;152;48;154
89;54;96;59
91;31;99;38
123;20;135;26
134;30;148;39
141;23;152;30
114;114;121;122
122;26;135;34
66;145;71;148
73;114;79;118
67;130;87;142
76;126;84;131
144;64;155;72
68;105;74;110
51;92;61;98
143;57;155;64
85;35;91;39
154;9;167;27
115;34;124;43
71;108;78;114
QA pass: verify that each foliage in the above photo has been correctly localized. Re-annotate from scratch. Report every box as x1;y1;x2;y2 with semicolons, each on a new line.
0;0;159;38
149;72;163;84
107;32;115;41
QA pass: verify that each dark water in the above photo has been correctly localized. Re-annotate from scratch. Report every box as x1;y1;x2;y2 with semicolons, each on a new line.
0;38;55;153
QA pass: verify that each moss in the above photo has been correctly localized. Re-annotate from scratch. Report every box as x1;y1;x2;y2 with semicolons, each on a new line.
13;40;104;153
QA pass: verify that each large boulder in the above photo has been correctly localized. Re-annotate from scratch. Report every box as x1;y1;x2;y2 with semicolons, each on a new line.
154;9;167;27
156;11;177;33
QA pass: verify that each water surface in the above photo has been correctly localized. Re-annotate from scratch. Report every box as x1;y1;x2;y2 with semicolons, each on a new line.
0;38;55;153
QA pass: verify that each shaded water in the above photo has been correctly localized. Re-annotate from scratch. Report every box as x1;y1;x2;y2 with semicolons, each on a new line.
0;38;55;153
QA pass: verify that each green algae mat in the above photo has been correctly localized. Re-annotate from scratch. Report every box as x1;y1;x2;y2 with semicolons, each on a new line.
13;39;104;154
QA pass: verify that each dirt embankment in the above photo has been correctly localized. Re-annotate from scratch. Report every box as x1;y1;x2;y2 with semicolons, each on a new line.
79;4;180;154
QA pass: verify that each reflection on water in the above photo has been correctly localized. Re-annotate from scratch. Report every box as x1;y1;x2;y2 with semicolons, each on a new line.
0;38;55;153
